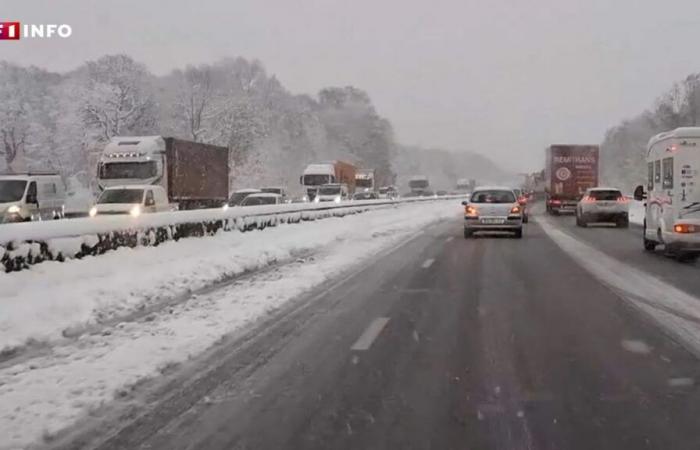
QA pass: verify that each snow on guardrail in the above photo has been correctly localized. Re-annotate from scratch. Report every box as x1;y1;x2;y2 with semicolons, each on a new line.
0;196;464;272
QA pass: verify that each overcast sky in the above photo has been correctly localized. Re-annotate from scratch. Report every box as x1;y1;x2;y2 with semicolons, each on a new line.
4;0;700;171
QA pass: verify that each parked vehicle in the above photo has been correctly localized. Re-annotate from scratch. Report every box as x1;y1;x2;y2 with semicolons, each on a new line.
355;169;376;192
635;127;700;261
90;185;170;217
576;187;629;227
352;191;379;200
97;136;229;210
300;161;357;201
240;193;284;206
463;186;524;239
0;172;66;223
408;175;430;194
314;183;349;203
260;186;288;202
378;186;398;199
228;188;261;206
545;145;599;214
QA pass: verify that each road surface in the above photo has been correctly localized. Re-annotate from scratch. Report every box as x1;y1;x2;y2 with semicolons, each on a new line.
65;205;700;450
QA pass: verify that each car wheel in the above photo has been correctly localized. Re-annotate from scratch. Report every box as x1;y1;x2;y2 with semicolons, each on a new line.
522;214;529;224
513;227;523;239
464;228;472;239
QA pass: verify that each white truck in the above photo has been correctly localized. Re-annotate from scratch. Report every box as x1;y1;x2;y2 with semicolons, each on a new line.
300;161;356;202
635;127;700;261
408;175;430;195
97;136;229;210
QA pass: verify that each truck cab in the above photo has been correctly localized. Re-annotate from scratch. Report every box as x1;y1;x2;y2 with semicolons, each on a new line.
0;173;66;223
97;136;165;191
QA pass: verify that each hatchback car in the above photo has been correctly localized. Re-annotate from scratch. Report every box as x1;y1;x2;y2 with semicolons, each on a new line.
576;187;629;227
240;193;284;206
463;187;524;238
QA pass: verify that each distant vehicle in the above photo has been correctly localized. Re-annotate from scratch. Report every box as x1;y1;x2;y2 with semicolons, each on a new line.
436;190;448;196
512;188;529;223
240;193;284;206
228;188;262;206
90;185;170;217
635;127;700;261
301;161;357;201
408;175;430;194
455;178;475;193
378;186;398;199
97;136;229;210
576;187;629;228
260;186;287;197
355;169;376;192
314;183;349;203
463;186;524;239
545;144;599;215
0;172;66;223
352;191;379;200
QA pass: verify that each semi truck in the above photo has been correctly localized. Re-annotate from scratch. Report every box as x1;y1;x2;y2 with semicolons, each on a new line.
97;136;229;210
545;144;599;214
408;175;430;194
300;161;357;201
355;169;376;192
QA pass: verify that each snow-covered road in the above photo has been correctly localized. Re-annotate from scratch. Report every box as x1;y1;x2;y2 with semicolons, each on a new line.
0;200;458;449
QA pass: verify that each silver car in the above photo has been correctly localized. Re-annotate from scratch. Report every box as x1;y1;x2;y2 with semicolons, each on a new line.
463;187;524;238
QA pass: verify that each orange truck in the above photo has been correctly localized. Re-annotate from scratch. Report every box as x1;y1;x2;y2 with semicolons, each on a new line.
300;161;357;201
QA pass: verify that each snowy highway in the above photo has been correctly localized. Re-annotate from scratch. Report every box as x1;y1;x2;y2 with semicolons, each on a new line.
2;200;696;449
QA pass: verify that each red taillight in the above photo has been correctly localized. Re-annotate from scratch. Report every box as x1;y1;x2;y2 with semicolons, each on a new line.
582;195;595;203
674;224;698;233
550;199;561;205
617;197;629;203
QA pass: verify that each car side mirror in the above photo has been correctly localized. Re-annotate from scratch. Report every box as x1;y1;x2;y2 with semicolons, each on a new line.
633;185;646;201
461;200;469;206
145;198;155;207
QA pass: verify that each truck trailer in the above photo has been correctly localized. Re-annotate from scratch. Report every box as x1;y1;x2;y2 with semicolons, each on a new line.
545;144;599;214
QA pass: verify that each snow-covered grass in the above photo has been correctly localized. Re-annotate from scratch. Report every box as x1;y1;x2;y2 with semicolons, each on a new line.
0;201;459;449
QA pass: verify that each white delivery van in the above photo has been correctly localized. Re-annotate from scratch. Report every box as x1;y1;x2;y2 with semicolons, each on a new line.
0;172;66;223
90;185;171;217
635;127;700;260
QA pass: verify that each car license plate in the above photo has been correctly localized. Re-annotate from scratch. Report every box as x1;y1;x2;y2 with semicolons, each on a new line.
482;218;505;224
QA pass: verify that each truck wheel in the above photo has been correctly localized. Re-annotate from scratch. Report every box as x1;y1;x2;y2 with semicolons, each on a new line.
464;228;473;239
643;220;656;251
513;227;523;239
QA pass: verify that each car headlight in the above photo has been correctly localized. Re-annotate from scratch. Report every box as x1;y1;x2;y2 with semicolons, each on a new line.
89;206;98;217
334;196;341;203
222;204;230;211
314;197;320;203
7;205;20;214
130;205;141;217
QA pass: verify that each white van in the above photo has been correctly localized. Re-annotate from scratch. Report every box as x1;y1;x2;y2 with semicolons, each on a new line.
634;127;700;260
90;185;171;217
0;173;66;223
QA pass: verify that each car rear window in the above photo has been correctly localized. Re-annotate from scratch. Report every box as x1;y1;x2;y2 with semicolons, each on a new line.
470;190;516;203
590;190;622;201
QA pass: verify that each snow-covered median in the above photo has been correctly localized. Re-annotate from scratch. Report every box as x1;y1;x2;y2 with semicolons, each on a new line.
0;200;458;449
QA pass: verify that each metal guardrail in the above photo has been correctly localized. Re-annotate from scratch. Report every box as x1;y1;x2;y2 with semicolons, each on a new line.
0;196;464;272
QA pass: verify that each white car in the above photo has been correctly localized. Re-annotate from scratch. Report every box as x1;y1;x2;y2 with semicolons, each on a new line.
240;193;284;206
576;187;629;227
228;188;262;206
90;185;170;217
463;186;524;238
314;183;349;203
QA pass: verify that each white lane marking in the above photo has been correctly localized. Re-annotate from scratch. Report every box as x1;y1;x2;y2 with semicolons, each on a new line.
422;258;435;269
537;216;700;358
351;317;390;351
445;236;454;243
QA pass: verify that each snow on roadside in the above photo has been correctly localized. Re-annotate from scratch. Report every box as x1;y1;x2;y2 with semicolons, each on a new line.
0;201;459;449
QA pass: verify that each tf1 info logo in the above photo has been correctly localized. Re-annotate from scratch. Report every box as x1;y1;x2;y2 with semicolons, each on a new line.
0;22;72;40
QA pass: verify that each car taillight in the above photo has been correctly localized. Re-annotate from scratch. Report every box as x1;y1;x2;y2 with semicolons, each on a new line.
465;205;478;216
510;205;521;214
582;195;595;203
674;224;698;233
550;199;561;205
616;197;629;203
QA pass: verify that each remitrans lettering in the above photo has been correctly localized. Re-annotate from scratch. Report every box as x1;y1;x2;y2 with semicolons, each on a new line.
553;155;596;164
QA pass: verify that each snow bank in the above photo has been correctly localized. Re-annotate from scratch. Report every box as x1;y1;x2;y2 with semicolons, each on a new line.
0;201;459;449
